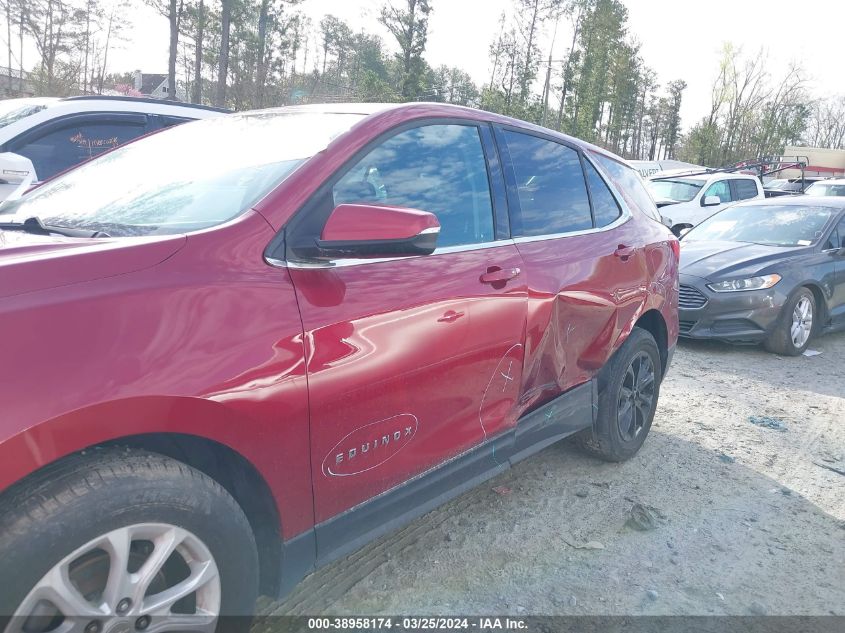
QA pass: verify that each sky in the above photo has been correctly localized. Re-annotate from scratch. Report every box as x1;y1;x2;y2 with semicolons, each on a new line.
50;0;845;129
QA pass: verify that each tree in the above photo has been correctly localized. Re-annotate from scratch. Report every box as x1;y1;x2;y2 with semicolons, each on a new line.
378;0;432;100
215;0;231;106
145;0;183;99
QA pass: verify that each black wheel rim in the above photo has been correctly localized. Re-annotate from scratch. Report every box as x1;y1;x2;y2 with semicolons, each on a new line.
617;351;656;442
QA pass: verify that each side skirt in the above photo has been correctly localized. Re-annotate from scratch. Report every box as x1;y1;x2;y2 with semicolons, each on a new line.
272;379;596;599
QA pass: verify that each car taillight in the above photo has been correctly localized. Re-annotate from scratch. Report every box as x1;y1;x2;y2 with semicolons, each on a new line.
669;239;680;260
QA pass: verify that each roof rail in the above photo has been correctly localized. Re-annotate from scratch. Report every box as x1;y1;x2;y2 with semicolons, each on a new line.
60;95;231;113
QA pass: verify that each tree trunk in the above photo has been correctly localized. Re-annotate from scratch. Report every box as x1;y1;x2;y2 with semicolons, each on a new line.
192;0;204;103
215;0;231;107
255;0;269;108
167;0;178;99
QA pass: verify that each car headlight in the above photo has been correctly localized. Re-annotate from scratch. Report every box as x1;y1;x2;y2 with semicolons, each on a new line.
706;274;782;292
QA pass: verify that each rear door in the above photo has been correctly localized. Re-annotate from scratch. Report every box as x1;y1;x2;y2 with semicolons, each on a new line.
285;121;527;525
495;127;649;415
730;177;762;201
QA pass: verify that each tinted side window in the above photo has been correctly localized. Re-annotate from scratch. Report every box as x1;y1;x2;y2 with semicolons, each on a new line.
591;152;660;222
503;131;592;236
734;178;759;200
14;120;148;181
584;159;621;227
703;180;731;203
332;124;494;247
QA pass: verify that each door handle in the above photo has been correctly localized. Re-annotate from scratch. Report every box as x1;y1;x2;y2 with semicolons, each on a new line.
480;267;521;284
614;244;635;261
437;310;465;323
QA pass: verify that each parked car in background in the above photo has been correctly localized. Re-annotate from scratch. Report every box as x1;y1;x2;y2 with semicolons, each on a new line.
677;197;845;355
0;102;678;627
763;177;828;197
647;170;764;234
0;96;227;201
804;178;845;197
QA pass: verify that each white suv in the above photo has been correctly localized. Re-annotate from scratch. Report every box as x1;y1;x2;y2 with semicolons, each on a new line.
0;96;227;201
646;170;764;233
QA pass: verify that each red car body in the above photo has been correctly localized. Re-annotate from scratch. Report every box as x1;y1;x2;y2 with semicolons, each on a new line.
0;103;678;596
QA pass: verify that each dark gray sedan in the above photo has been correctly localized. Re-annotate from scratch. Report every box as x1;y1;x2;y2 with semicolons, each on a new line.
678;197;845;355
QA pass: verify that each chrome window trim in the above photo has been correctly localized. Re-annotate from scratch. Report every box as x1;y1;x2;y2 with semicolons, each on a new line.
266;238;516;269
511;208;631;245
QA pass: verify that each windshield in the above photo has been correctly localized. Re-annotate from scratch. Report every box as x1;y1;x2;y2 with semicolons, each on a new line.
0;98;52;129
647;177;705;202
0;111;364;236
804;182;845;197
685;204;837;247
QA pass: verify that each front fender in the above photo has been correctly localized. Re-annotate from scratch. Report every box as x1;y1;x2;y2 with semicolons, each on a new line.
0;395;310;538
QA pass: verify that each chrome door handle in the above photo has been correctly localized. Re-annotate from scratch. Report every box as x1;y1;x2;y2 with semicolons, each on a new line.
480;267;521;284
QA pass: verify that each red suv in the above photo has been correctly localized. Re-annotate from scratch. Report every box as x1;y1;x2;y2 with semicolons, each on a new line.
0;103;678;627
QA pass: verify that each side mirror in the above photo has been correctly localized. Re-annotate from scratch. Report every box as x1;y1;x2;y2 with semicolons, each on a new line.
0;152;38;203
317;203;440;258
660;215;673;228
702;195;722;207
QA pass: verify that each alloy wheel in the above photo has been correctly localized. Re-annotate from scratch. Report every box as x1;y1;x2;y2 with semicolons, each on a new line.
790;296;813;349
7;523;220;633
617;351;656;442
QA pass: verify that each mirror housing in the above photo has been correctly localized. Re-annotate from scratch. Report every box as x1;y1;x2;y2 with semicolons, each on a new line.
0;152;38;203
702;195;722;207
317;203;440;258
0;152;37;185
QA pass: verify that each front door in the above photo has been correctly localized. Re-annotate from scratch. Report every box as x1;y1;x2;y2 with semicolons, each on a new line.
286;122;527;525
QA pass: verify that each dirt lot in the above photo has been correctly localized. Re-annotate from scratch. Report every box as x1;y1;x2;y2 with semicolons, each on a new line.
258;332;845;618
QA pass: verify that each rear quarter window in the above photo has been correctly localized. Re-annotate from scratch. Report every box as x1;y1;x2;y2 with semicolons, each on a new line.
590;151;661;222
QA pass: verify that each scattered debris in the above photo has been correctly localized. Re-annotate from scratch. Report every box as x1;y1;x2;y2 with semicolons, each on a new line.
645;589;659;601
748;415;788;432
560;533;605;550
569;595;577;607
625;503;666;531
802;349;822;357
717;452;736;463
813;462;845;477
575;488;589;498
492;485;512;496
716;592;725;601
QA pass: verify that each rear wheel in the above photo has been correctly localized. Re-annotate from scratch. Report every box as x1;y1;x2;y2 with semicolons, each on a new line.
0;449;258;633
575;328;662;462
764;287;815;356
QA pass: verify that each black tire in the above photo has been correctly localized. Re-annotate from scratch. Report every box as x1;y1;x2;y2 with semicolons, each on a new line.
764;286;816;356
0;448;258;628
574;327;662;462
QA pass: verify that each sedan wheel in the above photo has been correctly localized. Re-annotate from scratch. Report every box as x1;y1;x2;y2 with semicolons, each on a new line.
764;287;817;356
790;296;813;349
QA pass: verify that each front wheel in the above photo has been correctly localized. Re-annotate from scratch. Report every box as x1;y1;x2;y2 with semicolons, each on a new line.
574;327;662;462
764;287;816;356
0;449;259;633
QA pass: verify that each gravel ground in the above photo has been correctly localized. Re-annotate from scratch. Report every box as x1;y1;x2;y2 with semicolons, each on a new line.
257;331;845;619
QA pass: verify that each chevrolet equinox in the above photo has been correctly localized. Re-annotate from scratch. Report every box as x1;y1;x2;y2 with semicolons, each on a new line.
0;103;679;629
